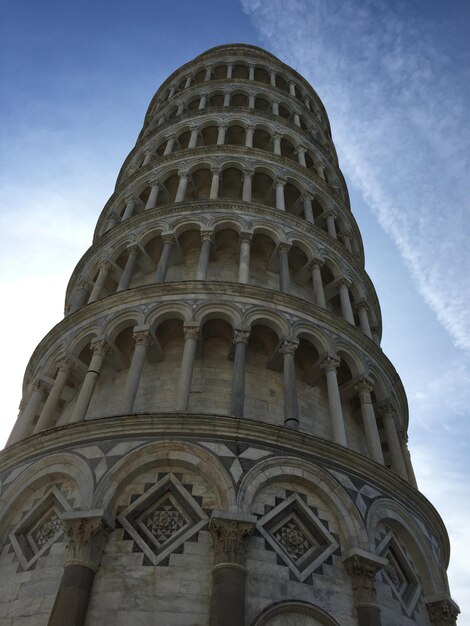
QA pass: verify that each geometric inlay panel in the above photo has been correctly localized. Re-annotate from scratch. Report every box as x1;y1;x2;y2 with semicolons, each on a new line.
258;493;339;582
377;530;421;616
117;473;209;565
9;487;71;570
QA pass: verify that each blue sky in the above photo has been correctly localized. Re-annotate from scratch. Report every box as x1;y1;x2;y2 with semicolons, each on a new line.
1;0;469;617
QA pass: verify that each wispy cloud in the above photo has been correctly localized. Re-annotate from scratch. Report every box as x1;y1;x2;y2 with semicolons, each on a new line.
241;0;470;352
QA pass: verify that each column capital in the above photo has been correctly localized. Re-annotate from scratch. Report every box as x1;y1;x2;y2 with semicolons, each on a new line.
161;232;176;245
76;279;91;291
133;329;153;346
280;337;299;355
233;329;250;345
310;257;324;268
336;276;351;289
149;179;161;188
301;191;314;201
354;377;374;395
377;401;396;420
296;144;307;154
321;354;341;372
164;131;176;140
242;167;254;177
62;510;114;571
200;230;214;242
124;193;135;203
177;169;189;179
90;338;111;358
426;597;460;624
210;166;221;176
126;243;140;255
31;379;45;393
397;429;409;444
183;323;200;340
209;512;256;567
343;549;387;606
354;298;369;311
97;260;112;272
239;231;253;243
56;358;72;374
278;241;291;254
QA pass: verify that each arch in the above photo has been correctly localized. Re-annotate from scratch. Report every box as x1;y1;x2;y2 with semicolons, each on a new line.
243;309;289;338
105;310;144;343
253;601;341;626
145;302;193;329
0;452;94;538
93;440;236;513
194;302;242;328
238;456;368;552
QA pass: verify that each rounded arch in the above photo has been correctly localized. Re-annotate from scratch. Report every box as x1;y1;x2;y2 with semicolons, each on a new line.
0;452;94;537
194;302;242;329
145;302;193;328
93;440;236;513
105;310;144;342
238;456;368;552
367;497;447;595
253;600;341;626
244;308;290;338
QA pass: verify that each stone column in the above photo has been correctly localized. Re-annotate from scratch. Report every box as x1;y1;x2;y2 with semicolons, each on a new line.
242;169;253;202
343;550;387;626
176;103;184;115
188;126;199;147
142;149;153;166
311;258;326;308
34;361;71;432
238;232;252;284
275;178;286;211
270;70;276;86
196;231;213;280
317;161;326;180
88;261;111;303
302;193;314;224
223;91;231;107
7;381;45;445
426;597;460;625
296;145;307;167
121;196;135;220
175;323;200;411
70;339;110;423
122;329;152;414
154;234;175;283
273;133;282;155
321;356;347;446
226;63;233;79
355;378;384;464
248;94;255;109
244;125;254;148
145;181;160;210
341;230;353;252
105;212;120;233
68;281;91;313
217;123;227;145
398;431;418;488
175;172;189;202
278;242;291;293
168;84;176;98
354;300;372;338
163;134;175;155
185;74;192;88
272;100;279;116
337;278;355;325
198;94;207;110
117;244;139;292
210;168;220;200
379;404;408;479
209;513;256;626
293;113;301;127
204;66;212;81
48;511;114;626
289;81;296;97
325;211;337;238
280;338;299;429
230;330;250;417
248;65;255;81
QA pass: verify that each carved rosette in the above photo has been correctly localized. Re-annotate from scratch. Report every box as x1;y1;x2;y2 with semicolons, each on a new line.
209;517;255;567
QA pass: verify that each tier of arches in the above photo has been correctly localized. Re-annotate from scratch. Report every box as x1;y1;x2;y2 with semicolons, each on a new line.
11;302;408;483
71;219;376;337
0;442;448;626
145;83;335;163
134;116;339;193
153;57;326;130
105;161;354;253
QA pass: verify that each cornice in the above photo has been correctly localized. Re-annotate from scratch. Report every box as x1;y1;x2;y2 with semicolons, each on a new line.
0;413;449;566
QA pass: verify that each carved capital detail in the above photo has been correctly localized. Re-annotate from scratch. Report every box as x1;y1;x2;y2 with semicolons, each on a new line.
209;516;255;566
426;598;460;625
90;339;111;358
133;330;153;347
233;329;250;345
63;511;114;570
344;553;385;606
280;337;299;355
354;377;374;396
183;324;200;341
321;355;341;372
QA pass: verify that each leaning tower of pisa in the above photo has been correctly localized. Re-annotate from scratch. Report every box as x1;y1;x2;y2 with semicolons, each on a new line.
0;44;458;626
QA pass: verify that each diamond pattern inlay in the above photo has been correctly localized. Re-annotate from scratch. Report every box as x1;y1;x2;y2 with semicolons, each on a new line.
32;512;62;548
258;493;338;581
117;473;209;565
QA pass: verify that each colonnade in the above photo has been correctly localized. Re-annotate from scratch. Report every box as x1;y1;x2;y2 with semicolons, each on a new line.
69;233;373;337
12;325;411;484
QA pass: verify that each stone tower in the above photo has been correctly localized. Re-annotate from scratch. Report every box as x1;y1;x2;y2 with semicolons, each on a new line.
0;44;458;626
